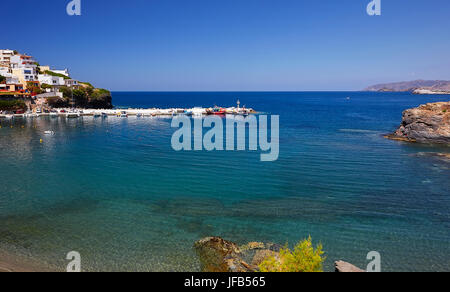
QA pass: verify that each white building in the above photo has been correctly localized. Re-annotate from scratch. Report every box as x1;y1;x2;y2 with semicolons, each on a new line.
10;54;37;69
12;67;38;83
52;69;69;77
65;79;79;88
38;74;65;87
0;66;10;76
0;49;15;63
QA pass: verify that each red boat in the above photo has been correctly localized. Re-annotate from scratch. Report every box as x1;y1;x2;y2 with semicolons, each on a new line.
207;107;227;115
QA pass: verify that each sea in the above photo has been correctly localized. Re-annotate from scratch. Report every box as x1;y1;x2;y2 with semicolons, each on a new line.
0;91;449;271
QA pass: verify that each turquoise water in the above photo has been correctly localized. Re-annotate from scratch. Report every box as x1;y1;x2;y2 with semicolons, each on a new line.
0;92;449;271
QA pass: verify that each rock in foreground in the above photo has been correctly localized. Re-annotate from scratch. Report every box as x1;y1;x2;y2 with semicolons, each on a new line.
386;102;450;143
193;237;280;272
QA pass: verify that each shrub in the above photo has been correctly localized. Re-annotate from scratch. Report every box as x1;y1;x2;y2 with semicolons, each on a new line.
0;99;27;111
0;75;6;83
258;236;325;272
44;70;71;80
59;86;72;98
80;81;94;88
73;89;88;106
46;96;69;108
41;83;53;90
26;82;44;95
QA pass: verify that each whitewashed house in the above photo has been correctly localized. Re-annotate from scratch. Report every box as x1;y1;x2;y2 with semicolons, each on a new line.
0;49;14;63
52;69;69;77
38;74;65;87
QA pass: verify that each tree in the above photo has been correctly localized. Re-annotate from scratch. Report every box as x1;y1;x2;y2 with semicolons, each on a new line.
59;86;72;98
0;75;6;83
46;96;69;108
0;100;27;111
26;82;43;95
73;89;88;107
41;83;53;90
259;237;325;272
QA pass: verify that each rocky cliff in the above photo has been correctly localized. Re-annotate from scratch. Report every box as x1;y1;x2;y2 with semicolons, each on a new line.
386;102;450;143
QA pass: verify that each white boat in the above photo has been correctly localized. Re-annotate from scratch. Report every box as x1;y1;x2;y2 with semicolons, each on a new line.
119;111;128;118
66;112;80;118
44;130;55;135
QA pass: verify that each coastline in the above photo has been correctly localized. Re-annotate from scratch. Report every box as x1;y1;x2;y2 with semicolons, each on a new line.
0;250;55;272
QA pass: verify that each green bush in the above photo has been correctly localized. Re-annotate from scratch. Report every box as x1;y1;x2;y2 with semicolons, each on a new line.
80;81;94;88
44;70;71;80
0;99;27;111
46;96;69;108
26;82;44;95
91;88;111;99
0;75;6;83
259;236;325;272
49;85;112;109
41;83;53;89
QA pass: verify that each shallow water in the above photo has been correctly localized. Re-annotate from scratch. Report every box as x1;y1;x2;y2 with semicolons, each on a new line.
0;92;449;271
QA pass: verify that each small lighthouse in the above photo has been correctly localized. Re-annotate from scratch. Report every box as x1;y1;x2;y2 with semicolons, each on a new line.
237;99;240;110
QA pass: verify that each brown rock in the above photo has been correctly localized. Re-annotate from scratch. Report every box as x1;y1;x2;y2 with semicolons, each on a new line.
335;261;365;272
194;237;255;272
388;102;450;144
240;242;265;251
251;249;279;267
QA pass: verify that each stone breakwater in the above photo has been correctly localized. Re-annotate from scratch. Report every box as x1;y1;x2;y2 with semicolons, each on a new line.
386;102;450;144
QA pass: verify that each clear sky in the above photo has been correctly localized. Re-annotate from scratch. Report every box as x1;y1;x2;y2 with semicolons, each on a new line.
3;0;450;91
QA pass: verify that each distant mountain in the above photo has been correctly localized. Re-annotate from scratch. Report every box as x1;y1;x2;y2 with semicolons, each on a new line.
364;80;450;93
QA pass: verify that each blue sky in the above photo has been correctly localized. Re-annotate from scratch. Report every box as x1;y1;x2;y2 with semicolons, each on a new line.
3;0;450;91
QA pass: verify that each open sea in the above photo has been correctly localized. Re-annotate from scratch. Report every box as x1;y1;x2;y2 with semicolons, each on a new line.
0;92;449;272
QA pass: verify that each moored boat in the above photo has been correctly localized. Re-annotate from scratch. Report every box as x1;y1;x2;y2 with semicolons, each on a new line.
66;112;80;118
206;107;227;115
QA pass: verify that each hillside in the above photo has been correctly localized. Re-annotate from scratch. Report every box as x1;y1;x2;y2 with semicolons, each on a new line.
364;80;450;93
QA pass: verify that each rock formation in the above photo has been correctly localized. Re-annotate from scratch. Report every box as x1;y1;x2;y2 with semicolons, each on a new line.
193;237;281;272
386;102;450;143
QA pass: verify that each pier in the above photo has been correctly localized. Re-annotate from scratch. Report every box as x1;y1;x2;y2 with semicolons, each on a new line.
0;106;256;119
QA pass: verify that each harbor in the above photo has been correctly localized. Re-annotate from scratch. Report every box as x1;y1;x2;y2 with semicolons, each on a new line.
0;101;255;119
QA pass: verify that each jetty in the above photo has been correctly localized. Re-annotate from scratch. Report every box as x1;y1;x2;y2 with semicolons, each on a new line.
0;106;256;119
